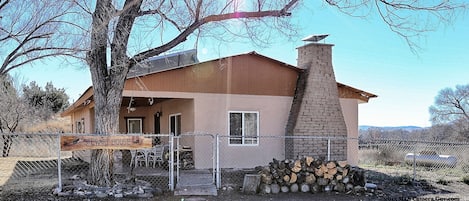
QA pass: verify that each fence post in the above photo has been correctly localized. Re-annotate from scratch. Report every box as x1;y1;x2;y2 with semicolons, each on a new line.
176;135;180;184
210;134;215;185
327;137;331;161
169;133;174;191
413;145;416;182
56;133;62;193
216;134;221;189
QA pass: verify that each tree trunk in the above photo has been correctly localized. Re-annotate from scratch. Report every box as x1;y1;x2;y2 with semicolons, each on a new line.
2;135;12;157
87;0;128;186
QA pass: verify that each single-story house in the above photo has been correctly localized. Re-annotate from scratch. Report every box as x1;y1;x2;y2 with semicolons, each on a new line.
62;42;376;169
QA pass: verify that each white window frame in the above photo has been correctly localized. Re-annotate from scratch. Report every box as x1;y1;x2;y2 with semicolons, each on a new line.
127;118;143;134
228;111;259;146
169;113;182;136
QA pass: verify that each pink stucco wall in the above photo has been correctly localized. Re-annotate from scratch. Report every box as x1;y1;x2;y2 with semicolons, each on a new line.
68;91;362;168
339;98;360;166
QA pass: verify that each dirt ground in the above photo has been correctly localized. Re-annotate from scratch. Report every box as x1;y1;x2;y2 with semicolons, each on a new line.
1;157;469;201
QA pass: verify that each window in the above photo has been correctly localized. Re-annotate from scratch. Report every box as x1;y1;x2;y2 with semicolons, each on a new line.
229;111;259;145
169;113;181;135
76;118;85;133
127;118;143;133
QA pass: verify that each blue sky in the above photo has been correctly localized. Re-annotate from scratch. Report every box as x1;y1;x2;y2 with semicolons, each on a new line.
11;2;469;127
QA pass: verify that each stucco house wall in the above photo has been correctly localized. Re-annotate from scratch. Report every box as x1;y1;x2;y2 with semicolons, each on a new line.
340;98;360;166
62;49;376;169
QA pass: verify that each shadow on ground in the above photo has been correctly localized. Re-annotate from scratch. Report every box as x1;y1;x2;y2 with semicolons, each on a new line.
1;160;467;201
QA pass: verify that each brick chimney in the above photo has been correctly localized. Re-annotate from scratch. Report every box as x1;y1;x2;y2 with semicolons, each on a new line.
285;37;348;161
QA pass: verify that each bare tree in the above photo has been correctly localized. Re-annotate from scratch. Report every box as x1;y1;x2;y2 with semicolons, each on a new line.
0;75;28;156
73;0;466;186
0;0;86;76
429;84;469;139
324;0;466;52
82;0;299;187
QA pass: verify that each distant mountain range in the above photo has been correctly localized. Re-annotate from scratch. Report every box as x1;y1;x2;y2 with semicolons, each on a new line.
359;125;423;131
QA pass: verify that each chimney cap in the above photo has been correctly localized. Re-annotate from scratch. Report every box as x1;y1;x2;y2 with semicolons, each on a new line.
302;34;329;42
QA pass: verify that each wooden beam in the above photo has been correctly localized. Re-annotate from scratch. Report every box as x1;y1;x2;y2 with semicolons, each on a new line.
60;135;152;151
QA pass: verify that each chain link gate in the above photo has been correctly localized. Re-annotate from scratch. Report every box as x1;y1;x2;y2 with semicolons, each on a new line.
173;133;218;193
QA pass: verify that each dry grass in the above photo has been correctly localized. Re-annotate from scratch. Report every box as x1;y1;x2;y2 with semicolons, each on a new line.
22;115;71;133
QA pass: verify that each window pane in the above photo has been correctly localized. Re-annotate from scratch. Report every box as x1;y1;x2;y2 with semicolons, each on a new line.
170;116;176;134
128;119;142;133
176;115;181;135
229;113;242;144
244;113;258;144
244;113;257;137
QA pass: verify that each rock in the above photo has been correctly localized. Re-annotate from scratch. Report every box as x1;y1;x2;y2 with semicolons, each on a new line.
95;192;108;198
365;183;377;190
114;193;124;198
353;186;365;194
137;193;153;198
70;175;81;180
57;191;71;197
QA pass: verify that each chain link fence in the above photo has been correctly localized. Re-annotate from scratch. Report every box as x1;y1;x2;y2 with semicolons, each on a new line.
216;135;356;190
0;133;63;192
2;133;469;196
359;139;469;183
0;133;176;194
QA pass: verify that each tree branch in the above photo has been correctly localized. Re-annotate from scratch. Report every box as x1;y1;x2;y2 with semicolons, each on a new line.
131;0;299;63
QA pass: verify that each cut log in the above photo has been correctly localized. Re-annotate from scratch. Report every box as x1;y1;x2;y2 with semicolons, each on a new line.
305;156;314;166
323;172;334;180
304;173;316;184
283;175;290;183
317;178;329;186
289;172;297;184
280;185;289;193
278;161;286;170
326;161;336;169
320;164;328;174
306;166;315;173
342;176;350;184
290;183;299;193
310;183;320;193
300;183;310;192
271;183;280;194
336;175;343;181
291;160;302;173
327;167;337;176
335;183;347;193
259;184;271;194
338;161;348;168
330;179;338;186
261;174;272;184
314;168;324;177
342;168;349;177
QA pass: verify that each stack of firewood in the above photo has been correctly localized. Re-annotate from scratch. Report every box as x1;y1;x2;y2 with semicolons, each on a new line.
257;157;366;194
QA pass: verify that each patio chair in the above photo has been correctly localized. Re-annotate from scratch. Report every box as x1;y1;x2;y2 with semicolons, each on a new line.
148;145;164;168
134;149;150;167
